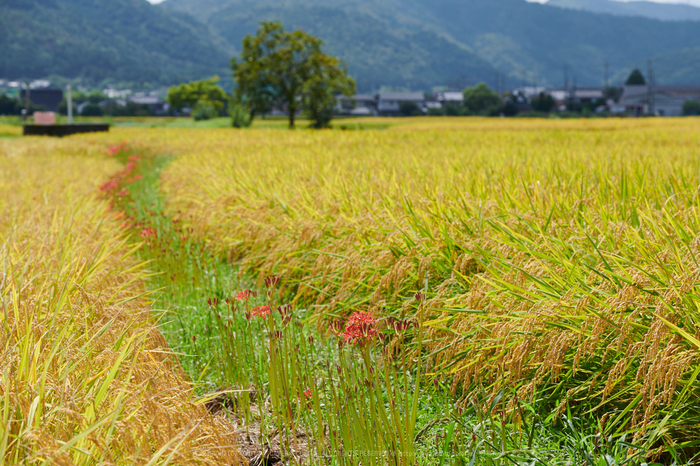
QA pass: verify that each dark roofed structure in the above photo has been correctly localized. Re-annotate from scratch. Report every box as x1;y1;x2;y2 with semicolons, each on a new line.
20;88;63;113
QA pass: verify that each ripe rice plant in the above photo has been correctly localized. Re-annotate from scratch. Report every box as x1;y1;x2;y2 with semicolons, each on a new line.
0;138;245;465
153;118;700;456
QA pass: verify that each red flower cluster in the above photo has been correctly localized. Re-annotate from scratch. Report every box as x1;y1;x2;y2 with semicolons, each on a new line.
252;305;271;317
107;143;127;156
100;150;145;195
297;389;313;408
343;311;378;346
235;290;257;301
140;228;156;238
100;179;119;192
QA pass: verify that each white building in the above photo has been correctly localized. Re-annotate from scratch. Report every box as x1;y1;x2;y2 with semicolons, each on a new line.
376;92;425;116
619;85;700;116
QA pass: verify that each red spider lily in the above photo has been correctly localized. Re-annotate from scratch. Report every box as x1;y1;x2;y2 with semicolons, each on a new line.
127;154;141;162
235;290;257;301
387;317;417;333
107;143;126;156
100;179;119;192
140;228;156;238
414;291;424;302
251;305;271;317
330;320;345;336
297;389;313;408
207;298;219;308
343;311;378;346
130;174;143;182
117;189;130;197
264;275;280;288
277;304;292;325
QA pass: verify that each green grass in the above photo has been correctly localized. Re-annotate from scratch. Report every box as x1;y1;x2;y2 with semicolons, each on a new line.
0;114;392;131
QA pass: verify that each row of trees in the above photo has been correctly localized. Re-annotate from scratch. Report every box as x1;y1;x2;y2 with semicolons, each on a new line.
167;21;355;129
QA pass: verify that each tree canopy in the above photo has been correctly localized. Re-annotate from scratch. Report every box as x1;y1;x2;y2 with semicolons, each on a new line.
231;21;355;129
463;83;502;116
166;77;228;116
625;69;646;86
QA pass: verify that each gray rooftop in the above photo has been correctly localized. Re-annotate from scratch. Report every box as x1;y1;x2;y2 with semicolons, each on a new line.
377;92;425;101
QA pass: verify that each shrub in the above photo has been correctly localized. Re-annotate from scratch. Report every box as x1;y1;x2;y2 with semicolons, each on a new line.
230;102;252;128
81;103;104;117
683;99;700;116
192;98;218;121
399;101;422;116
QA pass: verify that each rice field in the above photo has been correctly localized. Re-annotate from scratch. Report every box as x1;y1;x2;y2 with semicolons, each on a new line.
156;117;700;458
0;136;245;465
3;117;700;464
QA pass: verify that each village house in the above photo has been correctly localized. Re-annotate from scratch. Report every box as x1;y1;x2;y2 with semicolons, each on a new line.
376;92;425;116
619;85;700;116
337;94;377;116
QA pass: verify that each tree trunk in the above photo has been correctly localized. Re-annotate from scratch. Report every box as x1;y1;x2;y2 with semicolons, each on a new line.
289;106;295;130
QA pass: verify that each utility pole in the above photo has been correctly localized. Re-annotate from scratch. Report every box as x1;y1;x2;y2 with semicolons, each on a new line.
67;84;73;124
23;81;30;123
647;59;654;116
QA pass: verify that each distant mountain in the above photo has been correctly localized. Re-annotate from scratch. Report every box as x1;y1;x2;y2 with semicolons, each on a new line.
162;0;700;90
0;0;231;85
192;4;498;91
547;0;700;22
4;0;700;91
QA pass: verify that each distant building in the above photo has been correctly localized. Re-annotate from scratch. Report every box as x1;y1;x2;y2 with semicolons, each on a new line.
438;91;464;105
127;95;169;115
376;92;425;116
541;87;605;109
20;88;63;112
337;94;377;116
619;85;700;116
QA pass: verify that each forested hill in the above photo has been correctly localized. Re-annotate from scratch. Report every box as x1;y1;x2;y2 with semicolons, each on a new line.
0;0;231;85
5;0;700;90
547;0;700;22
163;0;700;89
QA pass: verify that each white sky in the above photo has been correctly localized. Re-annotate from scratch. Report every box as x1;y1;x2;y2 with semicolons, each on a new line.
526;0;700;5
147;0;700;4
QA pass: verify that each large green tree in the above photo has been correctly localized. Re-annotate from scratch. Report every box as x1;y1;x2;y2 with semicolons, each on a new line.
166;76;228;116
625;69;646;86
231;21;355;129
463;83;502;116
